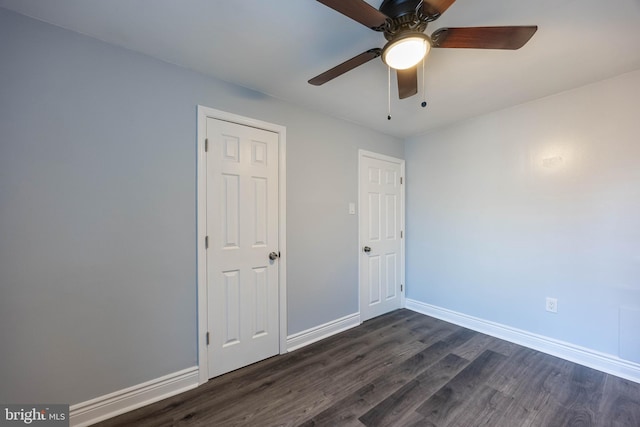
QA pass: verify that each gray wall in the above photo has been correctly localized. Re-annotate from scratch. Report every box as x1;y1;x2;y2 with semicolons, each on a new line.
0;8;403;405
406;69;640;361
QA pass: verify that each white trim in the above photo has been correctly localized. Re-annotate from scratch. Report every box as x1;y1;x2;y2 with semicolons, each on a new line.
286;313;361;352
196;106;287;384
406;299;640;384
70;367;199;427
358;150;406;321
196;106;208;385
359;149;405;165
278;126;287;355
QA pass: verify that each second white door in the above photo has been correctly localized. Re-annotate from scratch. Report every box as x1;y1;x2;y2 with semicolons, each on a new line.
359;151;404;321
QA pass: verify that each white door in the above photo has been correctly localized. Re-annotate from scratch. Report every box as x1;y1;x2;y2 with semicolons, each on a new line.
359;151;404;321
206;117;280;378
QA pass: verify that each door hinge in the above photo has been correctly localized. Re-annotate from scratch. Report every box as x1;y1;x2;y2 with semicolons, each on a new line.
401;230;403;239
206;332;210;345
205;138;209;152
400;177;403;185
401;284;404;292
205;236;209;249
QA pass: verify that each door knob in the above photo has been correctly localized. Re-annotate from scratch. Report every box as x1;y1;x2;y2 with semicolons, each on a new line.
363;246;371;253
269;251;280;261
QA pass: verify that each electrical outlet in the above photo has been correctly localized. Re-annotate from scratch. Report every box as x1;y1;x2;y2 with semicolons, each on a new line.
546;297;558;313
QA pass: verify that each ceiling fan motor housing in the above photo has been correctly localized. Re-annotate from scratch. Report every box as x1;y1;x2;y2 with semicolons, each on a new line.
379;0;423;19
379;0;432;41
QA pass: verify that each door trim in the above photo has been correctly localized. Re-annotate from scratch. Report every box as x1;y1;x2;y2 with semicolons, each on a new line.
196;106;287;385
358;149;406;320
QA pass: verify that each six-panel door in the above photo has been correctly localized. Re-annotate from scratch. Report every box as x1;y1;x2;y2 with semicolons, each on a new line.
206;118;279;378
360;154;403;321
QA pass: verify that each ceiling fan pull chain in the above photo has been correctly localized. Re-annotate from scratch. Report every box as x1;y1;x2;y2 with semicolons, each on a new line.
421;57;428;108
387;65;392;120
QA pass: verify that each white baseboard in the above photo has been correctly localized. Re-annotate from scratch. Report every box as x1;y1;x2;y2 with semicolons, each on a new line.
67;302;639;426
287;312;361;352
405;299;640;384
70;366;199;427
71;311;361;426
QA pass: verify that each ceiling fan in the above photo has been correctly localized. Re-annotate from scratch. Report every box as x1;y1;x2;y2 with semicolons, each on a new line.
309;0;538;99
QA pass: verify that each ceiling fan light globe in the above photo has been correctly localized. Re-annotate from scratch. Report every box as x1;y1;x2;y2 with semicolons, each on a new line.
382;35;431;70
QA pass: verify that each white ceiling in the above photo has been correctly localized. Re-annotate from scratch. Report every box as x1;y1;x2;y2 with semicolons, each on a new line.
2;0;640;138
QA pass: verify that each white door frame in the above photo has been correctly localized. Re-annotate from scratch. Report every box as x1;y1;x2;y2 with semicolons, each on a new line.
358;149;406;318
196;106;287;385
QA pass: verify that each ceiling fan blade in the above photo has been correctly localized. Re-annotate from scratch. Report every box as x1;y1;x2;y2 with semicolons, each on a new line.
309;49;382;86
431;26;538;49
397;66;418;99
317;0;388;30
420;0;457;18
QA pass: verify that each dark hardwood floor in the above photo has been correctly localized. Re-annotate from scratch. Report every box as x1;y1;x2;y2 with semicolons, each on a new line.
95;309;640;426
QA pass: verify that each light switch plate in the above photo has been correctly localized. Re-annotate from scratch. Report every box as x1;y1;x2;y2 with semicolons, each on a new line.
348;202;356;215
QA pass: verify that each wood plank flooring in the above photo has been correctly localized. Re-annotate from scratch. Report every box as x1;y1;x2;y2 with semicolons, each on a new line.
95;309;640;427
